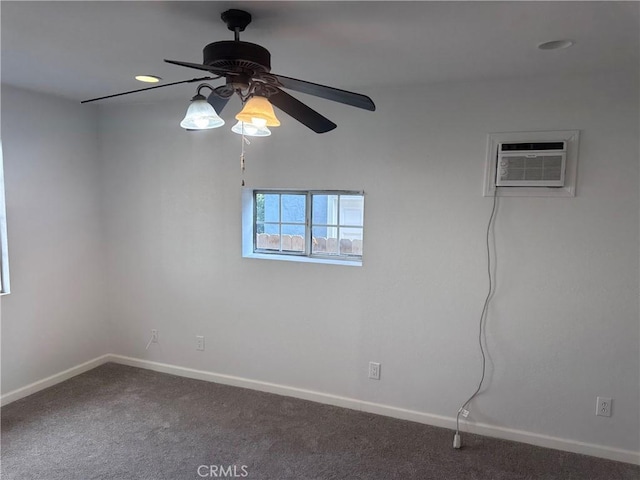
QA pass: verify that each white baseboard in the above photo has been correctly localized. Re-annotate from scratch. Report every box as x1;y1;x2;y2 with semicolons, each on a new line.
109;355;639;465
0;354;111;406
3;353;639;466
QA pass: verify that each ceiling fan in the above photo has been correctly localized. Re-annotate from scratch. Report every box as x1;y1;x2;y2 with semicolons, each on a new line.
82;9;376;134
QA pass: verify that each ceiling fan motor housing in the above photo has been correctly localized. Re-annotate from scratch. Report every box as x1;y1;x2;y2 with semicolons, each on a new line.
203;41;271;74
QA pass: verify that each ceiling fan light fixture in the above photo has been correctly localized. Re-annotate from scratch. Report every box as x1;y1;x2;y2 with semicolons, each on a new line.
236;95;281;127
180;94;225;130
231;120;271;137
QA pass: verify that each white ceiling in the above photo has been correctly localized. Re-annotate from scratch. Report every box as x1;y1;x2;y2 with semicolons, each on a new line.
1;1;638;104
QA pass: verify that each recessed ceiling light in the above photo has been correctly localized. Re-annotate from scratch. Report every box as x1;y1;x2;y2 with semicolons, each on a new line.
537;40;574;51
135;75;162;83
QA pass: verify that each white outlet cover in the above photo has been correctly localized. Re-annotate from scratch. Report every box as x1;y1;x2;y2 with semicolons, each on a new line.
596;396;612;417
368;362;381;380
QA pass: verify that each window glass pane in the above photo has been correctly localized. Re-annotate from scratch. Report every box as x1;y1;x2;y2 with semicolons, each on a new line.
340;227;363;256
263;193;280;222
256;232;280;250
281;224;305;252
264;234;281;251
282;224;305;252
312;226;327;254
339;195;364;226
263;223;279;235
326;236;339;254
312;226;338;254
282;224;304;236
281;194;306;223
255;193;266;223
312;194;338;226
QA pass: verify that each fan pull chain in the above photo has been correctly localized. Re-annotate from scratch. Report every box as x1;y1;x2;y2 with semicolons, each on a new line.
240;151;245;186
240;126;250;186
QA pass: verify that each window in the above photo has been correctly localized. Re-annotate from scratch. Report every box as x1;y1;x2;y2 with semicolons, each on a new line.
255;192;307;253
243;189;364;266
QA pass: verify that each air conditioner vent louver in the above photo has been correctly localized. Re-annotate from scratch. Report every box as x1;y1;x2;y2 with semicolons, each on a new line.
497;141;566;187
499;155;563;181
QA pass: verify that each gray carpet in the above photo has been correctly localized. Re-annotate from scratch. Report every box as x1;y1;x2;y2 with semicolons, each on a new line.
1;363;638;480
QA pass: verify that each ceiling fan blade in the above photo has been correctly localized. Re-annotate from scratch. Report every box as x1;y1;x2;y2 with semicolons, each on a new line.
80;76;218;104
164;59;229;76
268;88;336;134
272;74;375;111
207;92;229;114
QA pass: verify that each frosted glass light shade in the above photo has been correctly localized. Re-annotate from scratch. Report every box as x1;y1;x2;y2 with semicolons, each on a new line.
235;96;280;127
180;96;225;130
231;121;271;137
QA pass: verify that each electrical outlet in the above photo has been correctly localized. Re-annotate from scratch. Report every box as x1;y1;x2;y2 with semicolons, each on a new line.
596;396;612;417
196;335;205;351
461;409;470;418
368;362;381;380
151;329;158;343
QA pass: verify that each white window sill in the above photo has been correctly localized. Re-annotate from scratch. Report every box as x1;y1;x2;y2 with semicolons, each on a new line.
243;252;362;267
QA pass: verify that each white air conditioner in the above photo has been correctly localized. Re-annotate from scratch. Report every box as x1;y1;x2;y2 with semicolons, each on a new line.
496;141;566;187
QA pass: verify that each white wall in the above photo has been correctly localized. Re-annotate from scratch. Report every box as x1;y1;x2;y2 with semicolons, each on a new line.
0;85;110;393
99;71;639;454
0;71;636;458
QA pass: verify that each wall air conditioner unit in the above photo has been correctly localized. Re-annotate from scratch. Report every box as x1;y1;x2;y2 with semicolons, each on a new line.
496;141;566;187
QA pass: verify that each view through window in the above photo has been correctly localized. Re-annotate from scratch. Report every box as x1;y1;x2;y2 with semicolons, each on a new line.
254;190;364;261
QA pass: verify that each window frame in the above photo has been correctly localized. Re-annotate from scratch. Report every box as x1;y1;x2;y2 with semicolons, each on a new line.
243;188;364;266
253;190;309;257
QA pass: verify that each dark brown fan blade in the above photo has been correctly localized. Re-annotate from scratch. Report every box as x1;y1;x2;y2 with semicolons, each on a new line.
164;59;229;76
268;89;336;134
80;76;218;104
272;74;375;111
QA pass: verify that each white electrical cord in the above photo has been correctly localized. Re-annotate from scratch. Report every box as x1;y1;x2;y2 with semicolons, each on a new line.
453;187;498;449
